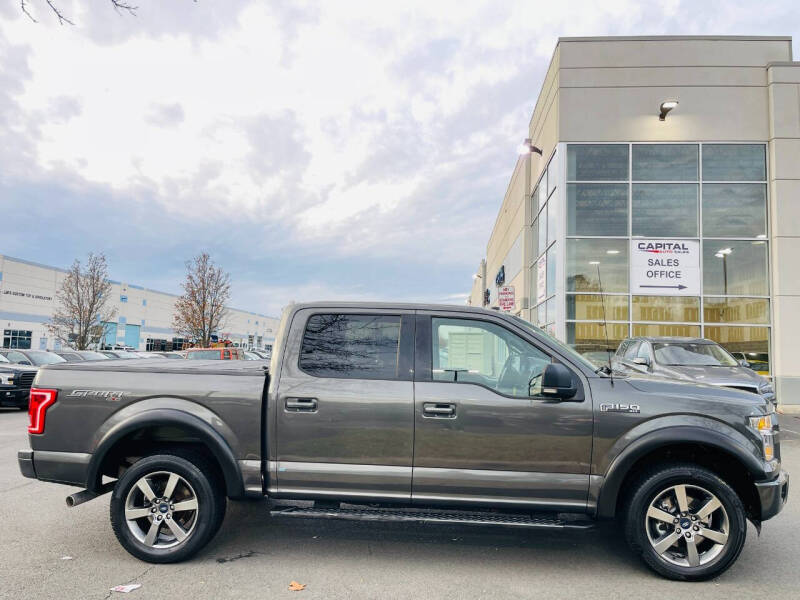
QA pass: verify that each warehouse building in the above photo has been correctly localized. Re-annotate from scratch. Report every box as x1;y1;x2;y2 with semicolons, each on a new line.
0;254;278;352
468;36;800;405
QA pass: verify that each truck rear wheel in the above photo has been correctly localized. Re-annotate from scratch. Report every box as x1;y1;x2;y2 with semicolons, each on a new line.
110;451;226;563
623;463;747;581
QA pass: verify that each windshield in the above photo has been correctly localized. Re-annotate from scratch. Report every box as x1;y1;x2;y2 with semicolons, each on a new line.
113;352;140;359
509;315;598;372
26;351;67;365
186;350;220;360
653;342;739;367
0;354;8;363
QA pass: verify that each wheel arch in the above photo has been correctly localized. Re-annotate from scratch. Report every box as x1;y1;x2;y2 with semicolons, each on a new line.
86;408;245;499
596;426;765;520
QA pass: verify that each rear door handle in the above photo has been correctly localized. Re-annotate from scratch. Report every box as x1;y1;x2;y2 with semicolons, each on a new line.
285;397;318;412
423;403;456;418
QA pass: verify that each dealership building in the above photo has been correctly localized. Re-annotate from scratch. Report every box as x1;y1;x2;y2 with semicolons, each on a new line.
0;254;278;352
468;36;800;405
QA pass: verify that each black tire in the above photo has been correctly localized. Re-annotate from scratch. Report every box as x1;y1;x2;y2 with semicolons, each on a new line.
623;463;746;581
110;450;226;563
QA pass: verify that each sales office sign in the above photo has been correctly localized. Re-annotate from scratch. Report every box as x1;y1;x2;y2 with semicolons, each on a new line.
630;240;700;296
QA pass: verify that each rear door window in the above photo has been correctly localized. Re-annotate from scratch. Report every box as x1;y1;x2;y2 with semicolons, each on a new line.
299;314;401;380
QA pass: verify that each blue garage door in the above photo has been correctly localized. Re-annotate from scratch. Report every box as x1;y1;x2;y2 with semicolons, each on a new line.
103;322;117;348
124;324;140;349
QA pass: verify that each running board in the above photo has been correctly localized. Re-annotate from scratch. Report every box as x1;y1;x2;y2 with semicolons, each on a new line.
270;506;594;530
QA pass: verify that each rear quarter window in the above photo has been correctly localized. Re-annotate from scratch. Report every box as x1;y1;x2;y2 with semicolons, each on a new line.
299;314;401;380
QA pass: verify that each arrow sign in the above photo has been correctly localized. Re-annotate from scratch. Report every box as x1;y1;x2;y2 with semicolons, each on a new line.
640;284;687;290
630;239;700;296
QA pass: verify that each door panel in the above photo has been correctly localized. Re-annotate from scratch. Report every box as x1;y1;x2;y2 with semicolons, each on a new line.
274;309;415;501
412;313;593;509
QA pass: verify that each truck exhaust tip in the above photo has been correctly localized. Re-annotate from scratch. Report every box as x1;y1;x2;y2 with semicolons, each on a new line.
66;481;116;508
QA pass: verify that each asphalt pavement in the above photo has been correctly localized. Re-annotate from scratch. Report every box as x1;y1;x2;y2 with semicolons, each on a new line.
0;409;798;600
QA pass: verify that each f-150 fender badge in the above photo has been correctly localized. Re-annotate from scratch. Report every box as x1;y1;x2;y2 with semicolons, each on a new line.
67;389;125;402
600;403;640;413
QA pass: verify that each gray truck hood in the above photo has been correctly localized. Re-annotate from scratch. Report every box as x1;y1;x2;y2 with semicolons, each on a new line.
625;375;766;407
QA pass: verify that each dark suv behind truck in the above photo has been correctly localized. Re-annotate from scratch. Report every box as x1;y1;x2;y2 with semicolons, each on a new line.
17;302;789;581
0;353;38;409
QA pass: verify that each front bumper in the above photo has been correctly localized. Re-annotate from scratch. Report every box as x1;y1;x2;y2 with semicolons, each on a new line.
0;387;29;408
755;469;789;521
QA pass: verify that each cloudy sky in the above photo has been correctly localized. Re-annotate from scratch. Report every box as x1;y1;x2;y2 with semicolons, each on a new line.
1;1;798;316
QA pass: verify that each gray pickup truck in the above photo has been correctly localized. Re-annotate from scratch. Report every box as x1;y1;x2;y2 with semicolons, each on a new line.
18;302;788;581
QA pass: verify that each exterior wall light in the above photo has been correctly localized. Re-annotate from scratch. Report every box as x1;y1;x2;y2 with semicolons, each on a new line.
659;100;679;121
518;138;543;155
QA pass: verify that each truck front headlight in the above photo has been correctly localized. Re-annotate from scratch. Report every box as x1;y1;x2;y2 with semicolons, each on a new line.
749;413;776;461
0;373;14;385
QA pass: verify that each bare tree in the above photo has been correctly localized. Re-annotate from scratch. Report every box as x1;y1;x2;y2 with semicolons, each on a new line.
47;253;117;350
20;0;138;25
172;253;231;347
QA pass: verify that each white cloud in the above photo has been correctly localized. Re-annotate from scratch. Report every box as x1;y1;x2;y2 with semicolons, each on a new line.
1;0;799;311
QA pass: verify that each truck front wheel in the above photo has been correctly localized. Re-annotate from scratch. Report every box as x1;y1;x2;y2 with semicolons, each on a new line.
623;463;747;581
110;451;226;563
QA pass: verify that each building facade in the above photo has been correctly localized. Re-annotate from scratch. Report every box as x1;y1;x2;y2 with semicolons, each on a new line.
0;254;278;352
469;36;800;405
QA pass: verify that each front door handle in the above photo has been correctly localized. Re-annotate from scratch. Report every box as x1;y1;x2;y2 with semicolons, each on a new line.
285;397;318;412
423;403;456;418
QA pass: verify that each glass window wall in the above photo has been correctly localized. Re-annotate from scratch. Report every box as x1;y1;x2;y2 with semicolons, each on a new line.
561;143;770;371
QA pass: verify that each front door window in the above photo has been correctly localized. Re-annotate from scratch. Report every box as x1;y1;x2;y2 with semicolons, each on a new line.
432;318;551;398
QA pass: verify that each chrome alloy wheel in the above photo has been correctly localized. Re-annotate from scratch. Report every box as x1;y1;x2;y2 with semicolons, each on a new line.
645;484;730;568
124;471;199;549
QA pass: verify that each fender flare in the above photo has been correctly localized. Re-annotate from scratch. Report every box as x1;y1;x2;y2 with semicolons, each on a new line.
596;425;764;519
85;408;245;498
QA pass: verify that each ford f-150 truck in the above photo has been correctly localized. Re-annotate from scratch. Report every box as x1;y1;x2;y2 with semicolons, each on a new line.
18;302;789;581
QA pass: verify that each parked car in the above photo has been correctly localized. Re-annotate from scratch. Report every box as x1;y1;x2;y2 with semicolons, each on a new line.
55;351;85;362
185;347;245;360
149;352;185;359
612;337;775;402
243;351;265;360
248;350;271;360
99;351;141;360
17;302;788;581
74;351;111;361
0;349;66;366
731;352;770;376
130;352;168;359
55;350;109;362
0;353;38;409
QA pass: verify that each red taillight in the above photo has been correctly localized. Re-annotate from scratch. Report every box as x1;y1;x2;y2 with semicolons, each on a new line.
28;388;57;434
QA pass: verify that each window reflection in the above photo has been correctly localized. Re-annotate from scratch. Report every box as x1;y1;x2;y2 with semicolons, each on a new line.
703;297;770;324
567;144;629;181
567;184;628;236
632;184;698;237
632;296;699;323
702;241;769;296
633;144;698;181
702;184;767;238
703;144;766;181
566;294;629;321
567;239;628;292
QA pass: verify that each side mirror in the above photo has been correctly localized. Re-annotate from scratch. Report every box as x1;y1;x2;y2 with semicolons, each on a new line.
632;357;650;367
19;360;32;366
739;359;751;368
540;363;577;400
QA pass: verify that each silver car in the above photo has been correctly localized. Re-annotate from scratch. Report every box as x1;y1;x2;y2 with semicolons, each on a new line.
612;336;775;402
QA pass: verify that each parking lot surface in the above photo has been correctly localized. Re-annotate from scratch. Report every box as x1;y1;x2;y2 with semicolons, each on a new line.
1;409;798;600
